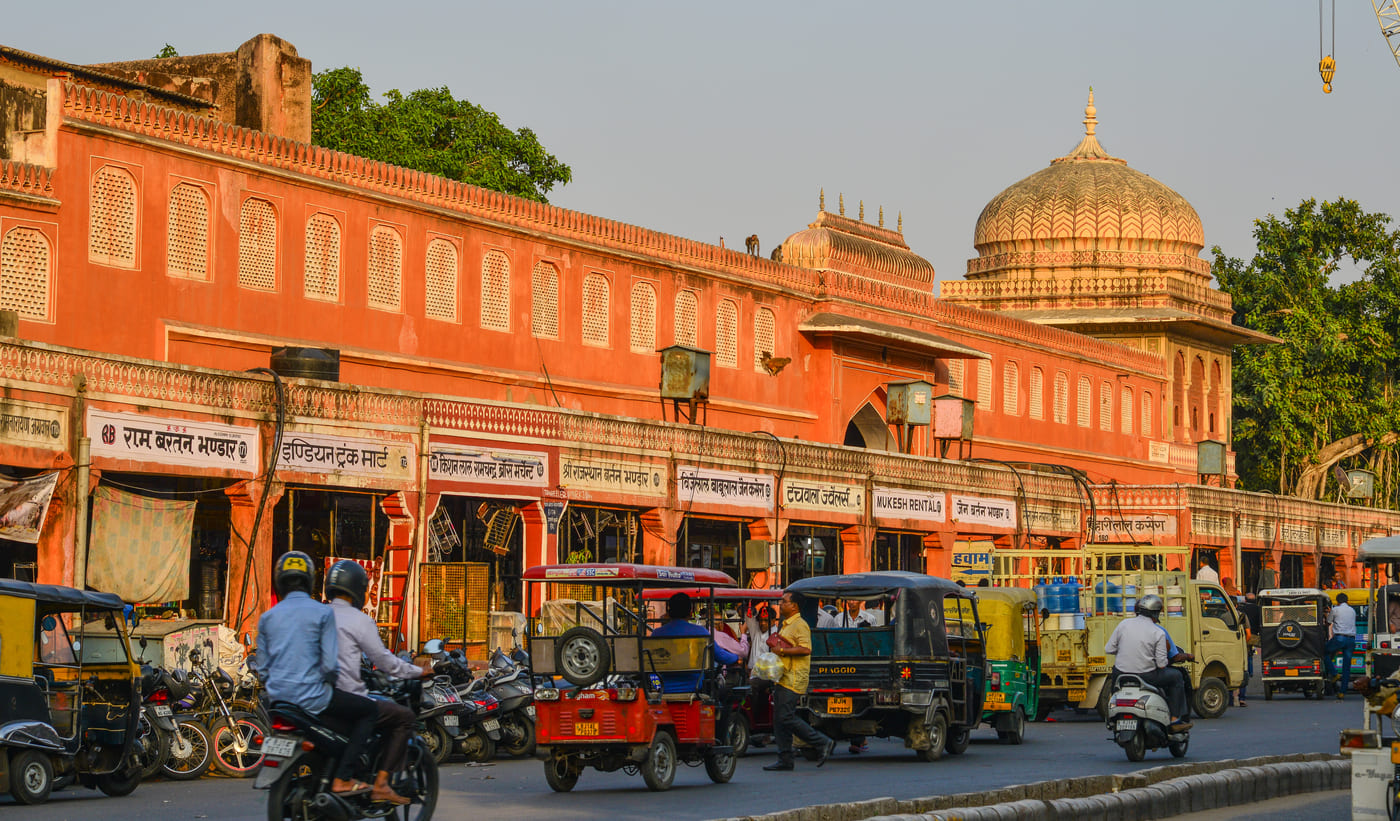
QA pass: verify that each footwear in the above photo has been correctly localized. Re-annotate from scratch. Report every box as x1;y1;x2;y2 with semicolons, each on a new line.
1168;720;1193;733
1238;701;1248;707
331;779;373;796
848;742;869;754
815;738;836;768
763;760;794;771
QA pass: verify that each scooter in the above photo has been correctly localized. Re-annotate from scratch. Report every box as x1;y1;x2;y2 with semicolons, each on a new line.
1106;673;1189;762
460;648;536;758
417;639;503;762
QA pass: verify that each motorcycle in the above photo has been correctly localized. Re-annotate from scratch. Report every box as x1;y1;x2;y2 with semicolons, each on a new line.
459;647;536;758
420;640;506;761
149;666;215;781
183;647;269;777
416;673;467;765
1106;672;1189;761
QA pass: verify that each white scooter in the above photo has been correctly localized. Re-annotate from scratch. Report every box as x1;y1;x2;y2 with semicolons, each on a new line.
1106;673;1190;761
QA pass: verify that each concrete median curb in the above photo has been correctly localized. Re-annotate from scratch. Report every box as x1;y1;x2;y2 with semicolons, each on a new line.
711;752;1348;821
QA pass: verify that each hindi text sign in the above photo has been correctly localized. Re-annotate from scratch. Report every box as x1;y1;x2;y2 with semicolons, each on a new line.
88;409;258;474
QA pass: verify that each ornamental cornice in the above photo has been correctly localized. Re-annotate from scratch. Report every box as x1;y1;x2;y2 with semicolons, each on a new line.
965;248;1211;278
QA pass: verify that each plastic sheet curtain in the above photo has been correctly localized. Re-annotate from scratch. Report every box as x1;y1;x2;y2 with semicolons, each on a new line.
87;485;197;603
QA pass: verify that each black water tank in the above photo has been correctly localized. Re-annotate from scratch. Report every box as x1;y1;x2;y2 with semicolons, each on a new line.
269;347;340;381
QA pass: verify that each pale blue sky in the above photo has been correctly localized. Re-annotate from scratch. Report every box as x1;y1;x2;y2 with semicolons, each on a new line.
14;2;1400;286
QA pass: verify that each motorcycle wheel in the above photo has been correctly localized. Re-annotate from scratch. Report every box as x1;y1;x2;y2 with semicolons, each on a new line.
1123;728;1147;762
212;712;268;777
395;746;439;821
641;730;677;792
728;712;751;757
1169;735;1189;758
424;721;452;765
500;714;536;758
459;727;497;763
162;720;214;780
136;715;172;779
9;750;54;805
543;754;580;793
267;753;323;821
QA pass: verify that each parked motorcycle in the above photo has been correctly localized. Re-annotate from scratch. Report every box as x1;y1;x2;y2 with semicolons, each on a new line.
184;647;269;777
420;640;508;761
415;672;466;765
1106;672;1189;761
459;647;536;758
152;667;214;781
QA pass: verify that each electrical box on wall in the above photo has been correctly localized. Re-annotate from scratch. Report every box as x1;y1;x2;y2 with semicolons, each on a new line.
933;395;975;439
886;380;933;426
658;345;711;401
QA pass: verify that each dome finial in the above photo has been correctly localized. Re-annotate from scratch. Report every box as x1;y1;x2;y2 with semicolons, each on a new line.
879;205;884;228
898;211;903;234
839;193;845;216
819;188;825;212
1084;86;1097;137
859;200;865;222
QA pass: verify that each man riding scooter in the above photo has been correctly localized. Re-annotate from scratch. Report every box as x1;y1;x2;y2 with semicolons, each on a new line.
1105;594;1193;733
325;560;433;806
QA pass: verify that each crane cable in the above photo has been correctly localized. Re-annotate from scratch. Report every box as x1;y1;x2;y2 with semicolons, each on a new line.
1320;0;1337;93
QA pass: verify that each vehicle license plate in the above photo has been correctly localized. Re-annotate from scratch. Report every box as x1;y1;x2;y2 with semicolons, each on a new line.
154;705;172;717
1285;669;1299;677
1069;689;1086;702
261;735;298;758
827;696;853;715
526;705;536;718
1115;719;1138;731
483;719;500;732
574;722;600;736
984;692;1006;703
443;714;458;727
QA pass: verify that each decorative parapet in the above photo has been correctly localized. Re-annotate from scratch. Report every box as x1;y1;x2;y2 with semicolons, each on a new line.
965;249;1212;279
0;159;55;200
944;273;1232;319
928;300;1166;375
1091;483;1400;534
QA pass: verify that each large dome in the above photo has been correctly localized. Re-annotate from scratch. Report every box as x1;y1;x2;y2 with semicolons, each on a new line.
968;91;1206;280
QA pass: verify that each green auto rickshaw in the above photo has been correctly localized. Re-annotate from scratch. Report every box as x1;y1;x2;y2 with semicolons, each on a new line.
970;587;1039;744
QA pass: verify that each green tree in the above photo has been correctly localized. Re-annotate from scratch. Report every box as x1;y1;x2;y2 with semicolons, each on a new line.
311;67;571;203
154;44;179;59
1213;198;1400;503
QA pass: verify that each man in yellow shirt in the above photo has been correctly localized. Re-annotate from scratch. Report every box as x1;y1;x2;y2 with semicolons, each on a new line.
763;591;835;771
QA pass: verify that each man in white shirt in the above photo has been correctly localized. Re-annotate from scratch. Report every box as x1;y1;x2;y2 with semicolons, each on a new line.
1195;558;1220;585
1324;593;1358;699
1104;594;1192;732
818;599;877;629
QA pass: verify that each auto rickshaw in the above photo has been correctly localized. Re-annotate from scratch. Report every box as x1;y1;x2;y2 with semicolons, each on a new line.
968;587;1039;745
0;579;143;805
787;571;988;761
640;587;784;756
525;563;739;792
1329;588;1370;681
1259;587;1330;700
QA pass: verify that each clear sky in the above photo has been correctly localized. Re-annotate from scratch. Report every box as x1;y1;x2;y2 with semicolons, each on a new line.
13;1;1400;286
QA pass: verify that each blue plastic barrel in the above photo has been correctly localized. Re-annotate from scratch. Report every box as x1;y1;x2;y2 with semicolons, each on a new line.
1094;580;1122;613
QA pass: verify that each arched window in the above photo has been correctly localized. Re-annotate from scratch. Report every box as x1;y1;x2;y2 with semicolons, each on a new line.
753;307;776;373
367;225;402;311
89;165;137;268
238;198;278;291
481;250;510;331
1003;361;1020;416
531;261;560;338
304;213;341;301
1053;371;1069;424
167;183;209;280
630;281;657;353
977;360;993;411
424;239;458;322
716;299;739;368
0;227;51;320
674;290;698;347
1077;376;1091;427
1029;367;1044;420
581;273;610;347
1099;380;1113;431
948;360;965;396
1141;392;1154;437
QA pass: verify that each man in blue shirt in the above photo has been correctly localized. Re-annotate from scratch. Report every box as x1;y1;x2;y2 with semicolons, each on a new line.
253;551;378;796
650;593;740;693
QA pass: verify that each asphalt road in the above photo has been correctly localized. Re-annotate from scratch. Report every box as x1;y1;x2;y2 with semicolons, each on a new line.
5;691;1370;821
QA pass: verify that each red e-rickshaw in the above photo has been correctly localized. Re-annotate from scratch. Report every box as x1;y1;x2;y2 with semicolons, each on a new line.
525;563;739;792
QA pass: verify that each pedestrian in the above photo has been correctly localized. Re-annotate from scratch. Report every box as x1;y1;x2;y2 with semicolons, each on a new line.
763;590;835;771
1324;592;1357;699
1237;592;1261;707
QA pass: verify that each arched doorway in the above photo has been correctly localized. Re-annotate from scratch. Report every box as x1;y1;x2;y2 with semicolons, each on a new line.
843;402;897;450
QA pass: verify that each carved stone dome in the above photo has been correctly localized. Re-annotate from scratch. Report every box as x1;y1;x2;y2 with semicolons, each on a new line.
968;91;1206;280
780;196;935;287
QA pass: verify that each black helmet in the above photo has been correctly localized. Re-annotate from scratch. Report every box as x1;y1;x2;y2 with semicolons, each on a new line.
1135;594;1165;620
326;559;369;610
274;551;316;599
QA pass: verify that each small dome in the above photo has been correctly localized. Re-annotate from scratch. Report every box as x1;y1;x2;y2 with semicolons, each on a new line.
780;200;935;287
970;91;1204;276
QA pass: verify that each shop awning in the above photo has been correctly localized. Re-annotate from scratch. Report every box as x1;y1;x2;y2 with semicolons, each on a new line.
798;313;990;360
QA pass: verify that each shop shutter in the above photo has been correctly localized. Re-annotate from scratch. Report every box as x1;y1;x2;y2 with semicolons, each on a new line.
0;227;51;320
1003;361;1020;416
581;272;610;347
481;249;510;331
304;213;341;301
1054;372;1069;424
238;198;278;291
1100;380;1113;431
89;165;137;268
531;261;560;338
367;225;402;312
716;299;738;368
674;290;698;347
166;183;209;281
977;360;992;411
753;307;776;373
630;281;656;353
424;239;458;321
1029;367;1044;420
1121;386;1134;435
1077;376;1091;427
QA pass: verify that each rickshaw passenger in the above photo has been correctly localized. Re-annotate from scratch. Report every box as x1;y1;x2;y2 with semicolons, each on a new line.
745;605;778;669
819;599;877;628
651;593;741;693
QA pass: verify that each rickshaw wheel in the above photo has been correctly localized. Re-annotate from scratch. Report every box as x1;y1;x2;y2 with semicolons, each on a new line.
641;730;677;791
945;727;970;755
1263;683;1273;701
94;764;143;797
1169;735;1189;758
543;754;580;792
704;738;737;783
914;712;948;762
727;713;750;757
1192;677;1228;719
1124;729;1147;762
556;626;611;687
996;708;1026;745
9;750;53;805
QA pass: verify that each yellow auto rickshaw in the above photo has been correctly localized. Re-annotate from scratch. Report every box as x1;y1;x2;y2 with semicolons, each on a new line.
970;588;1039;745
0;579;143;804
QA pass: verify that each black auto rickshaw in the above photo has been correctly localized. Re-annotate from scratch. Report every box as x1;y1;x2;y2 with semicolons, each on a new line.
0;579;143;804
787;572;988;761
1258;587;1330;700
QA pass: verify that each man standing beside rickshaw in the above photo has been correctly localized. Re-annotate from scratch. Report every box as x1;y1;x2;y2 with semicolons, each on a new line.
762;591;835;771
1324;593;1357;699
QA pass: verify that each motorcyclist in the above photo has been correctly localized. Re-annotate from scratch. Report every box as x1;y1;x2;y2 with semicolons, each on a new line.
325;559;431;806
1104;594;1193;733
252;551;379;797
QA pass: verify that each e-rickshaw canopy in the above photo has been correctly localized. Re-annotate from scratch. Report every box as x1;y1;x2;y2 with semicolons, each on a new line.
0;578;126;610
972;588;1038;661
640;588;783;602
789;572;974;660
786;570;968;600
1358;536;1400;562
522;563;737;587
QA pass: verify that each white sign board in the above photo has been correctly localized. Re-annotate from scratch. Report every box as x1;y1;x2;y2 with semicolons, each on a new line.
677;466;773;510
560;456;665;498
279;430;414;482
871;487;946;524
88;409;258;474
1089;514;1178;541
781;479;864;515
430;445;549;487
0;400;66;450
950;494;1017;529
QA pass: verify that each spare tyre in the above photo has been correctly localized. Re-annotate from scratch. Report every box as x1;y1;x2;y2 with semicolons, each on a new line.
1275;620;1304;648
556;626;610;687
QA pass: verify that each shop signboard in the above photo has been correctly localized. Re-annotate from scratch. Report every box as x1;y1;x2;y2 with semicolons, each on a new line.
87;408;258;474
543;501;566;535
951;542;994;585
950;494;1017;530
430;444;549;487
676;466;773;510
0;399;66;451
1088;513;1178;542
280;429;414;482
781;479;864;515
1026;505;1080;534
871;487;946;525
560;455;665;498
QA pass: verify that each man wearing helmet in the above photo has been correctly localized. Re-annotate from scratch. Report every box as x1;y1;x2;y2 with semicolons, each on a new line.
253;551;379;797
325;559;430;806
1104;594;1193;733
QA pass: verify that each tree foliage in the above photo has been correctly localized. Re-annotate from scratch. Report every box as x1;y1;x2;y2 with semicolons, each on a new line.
311;67;571;203
154;44;178;59
1213;198;1400;502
